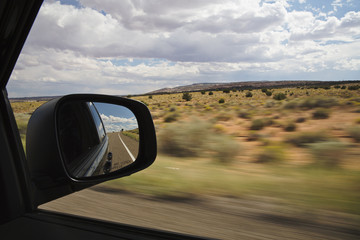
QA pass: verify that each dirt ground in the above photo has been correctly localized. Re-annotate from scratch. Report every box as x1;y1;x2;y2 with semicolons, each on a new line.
40;185;360;240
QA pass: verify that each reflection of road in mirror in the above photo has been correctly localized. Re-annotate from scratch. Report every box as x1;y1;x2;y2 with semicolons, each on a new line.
108;131;139;171
93;102;139;174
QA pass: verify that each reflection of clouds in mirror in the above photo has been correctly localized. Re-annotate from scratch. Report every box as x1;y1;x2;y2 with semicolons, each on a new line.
100;114;138;132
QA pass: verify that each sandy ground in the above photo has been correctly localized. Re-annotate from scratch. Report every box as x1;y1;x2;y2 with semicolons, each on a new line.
40;186;360;240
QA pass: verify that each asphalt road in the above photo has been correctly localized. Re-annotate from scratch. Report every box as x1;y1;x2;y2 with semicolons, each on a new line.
41;186;360;240
107;132;139;172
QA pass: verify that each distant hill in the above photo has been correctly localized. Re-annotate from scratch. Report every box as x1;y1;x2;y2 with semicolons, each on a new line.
9;96;59;102
147;80;360;95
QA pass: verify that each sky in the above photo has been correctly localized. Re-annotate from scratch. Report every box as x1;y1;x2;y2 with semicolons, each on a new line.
94;102;138;132
7;0;360;97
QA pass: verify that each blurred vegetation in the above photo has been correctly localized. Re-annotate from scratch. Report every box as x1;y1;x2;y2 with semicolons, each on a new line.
312;108;330;119
107;155;360;215
308;141;348;168
158;118;240;163
273;92;286;100
182;92;192;101
347;126;360;142
287;131;330;147
256;145;285;163
11;83;360;216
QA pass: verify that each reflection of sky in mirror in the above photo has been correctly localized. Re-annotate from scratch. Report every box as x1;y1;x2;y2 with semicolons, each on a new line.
94;102;138;132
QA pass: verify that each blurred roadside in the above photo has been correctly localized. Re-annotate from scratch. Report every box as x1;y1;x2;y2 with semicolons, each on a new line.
41;185;360;240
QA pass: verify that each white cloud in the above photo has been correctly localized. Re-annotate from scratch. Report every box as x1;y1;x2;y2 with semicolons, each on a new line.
100;113;138;132
7;0;360;97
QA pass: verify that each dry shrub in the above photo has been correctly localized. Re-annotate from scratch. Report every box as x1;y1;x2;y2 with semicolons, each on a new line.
250;119;265;130
256;145;284;163
284;122;296;132
283;100;299;109
346;126;360;142
287;131;329;147
296;117;306;123
213;124;226;133
264;100;275;108
158;119;240;163
312;108;330;119
273;93;286;100
164;112;179;123
299;97;338;109
216;112;232;121
308;141;348;168
250;118;273;130
210;134;240;164
238;110;252;119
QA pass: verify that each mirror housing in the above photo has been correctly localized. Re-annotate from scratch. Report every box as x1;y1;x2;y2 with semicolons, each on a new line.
26;94;156;206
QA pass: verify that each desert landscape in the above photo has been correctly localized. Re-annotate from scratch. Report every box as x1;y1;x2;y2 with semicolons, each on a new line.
11;81;360;239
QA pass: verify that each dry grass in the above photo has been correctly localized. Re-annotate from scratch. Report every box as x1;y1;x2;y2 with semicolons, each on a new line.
10;84;360;214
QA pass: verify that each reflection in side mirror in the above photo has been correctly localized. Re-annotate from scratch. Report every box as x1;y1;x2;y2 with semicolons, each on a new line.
57;101;139;178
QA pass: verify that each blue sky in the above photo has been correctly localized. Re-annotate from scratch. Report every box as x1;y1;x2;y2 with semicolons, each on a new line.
94;103;138;132
7;0;360;97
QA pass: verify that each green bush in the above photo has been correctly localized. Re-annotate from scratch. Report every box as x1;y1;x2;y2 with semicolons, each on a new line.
256;146;284;163
223;89;230;93
245;92;253;98
209;91;214;95
312;108;330;119
182;92;192;101
266;91;272;96
287;131;329;147
346;126;360;142
201;91;206;95
219;98;225;104
308;141;348;168
341;86;347;89
261;88;267;93
273;93;286;100
148;95;153;99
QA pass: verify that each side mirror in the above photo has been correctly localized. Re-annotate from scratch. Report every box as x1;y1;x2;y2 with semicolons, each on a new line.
58;101;139;178
26;94;156;206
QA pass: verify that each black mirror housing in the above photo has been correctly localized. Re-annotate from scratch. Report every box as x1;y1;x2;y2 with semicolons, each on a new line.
26;94;157;206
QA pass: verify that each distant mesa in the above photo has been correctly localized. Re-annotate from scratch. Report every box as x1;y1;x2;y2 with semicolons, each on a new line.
147;80;360;95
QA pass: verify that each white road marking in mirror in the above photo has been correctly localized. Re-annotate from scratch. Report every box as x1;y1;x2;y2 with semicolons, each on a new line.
118;133;136;162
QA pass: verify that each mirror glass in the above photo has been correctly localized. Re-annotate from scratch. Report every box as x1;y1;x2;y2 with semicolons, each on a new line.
57;101;139;178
